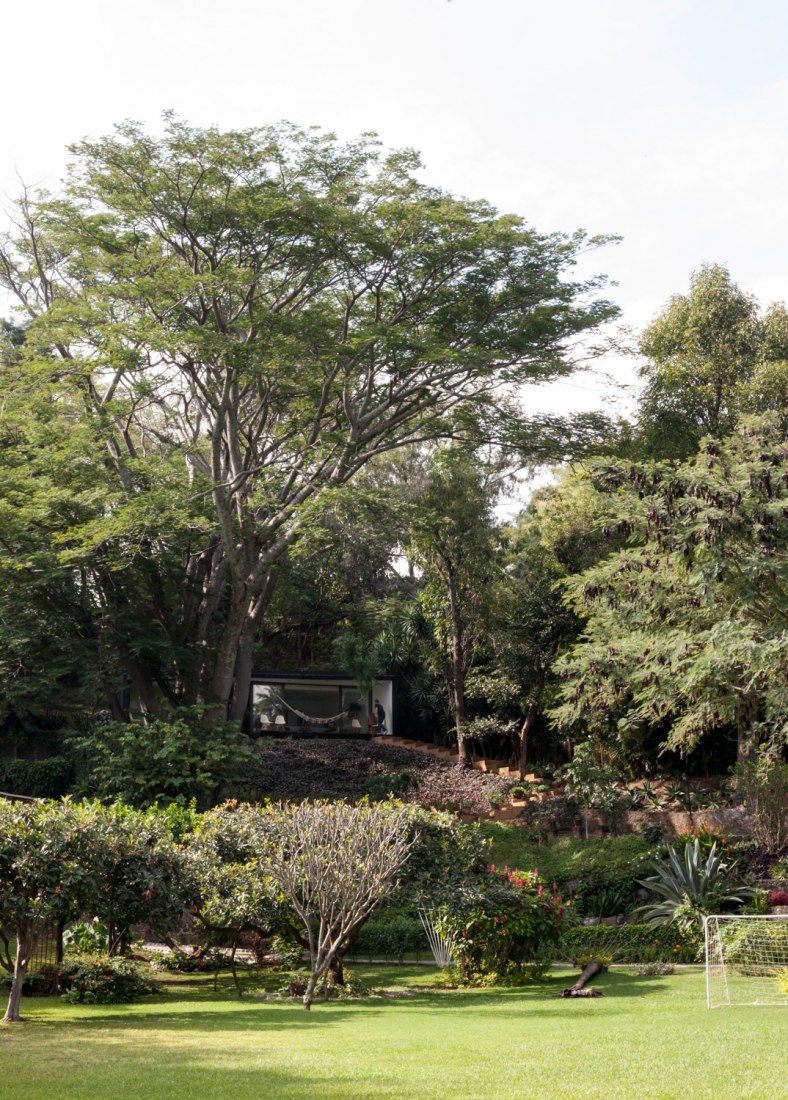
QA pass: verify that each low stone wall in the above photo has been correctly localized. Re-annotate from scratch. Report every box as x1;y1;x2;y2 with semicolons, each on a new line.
617;807;753;840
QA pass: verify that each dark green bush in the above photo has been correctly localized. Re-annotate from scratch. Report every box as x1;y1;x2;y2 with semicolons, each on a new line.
0;755;73;798
59;955;155;1004
351;915;428;960
562;923;701;964
148;949;225;973
69;708;253;807
0;966;60;996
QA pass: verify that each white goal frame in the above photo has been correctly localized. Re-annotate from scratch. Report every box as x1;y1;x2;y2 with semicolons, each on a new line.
704;914;788;1008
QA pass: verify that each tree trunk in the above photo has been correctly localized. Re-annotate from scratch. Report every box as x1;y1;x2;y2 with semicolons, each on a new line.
228;574;277;726
560;959;607;997
210;596;251;717
329;952;345;986
3;924;35;1023
442;562;472;768
518;701;537;781
571;959;604;991
230;625;255;728
736;693;760;766
303;972;319;1011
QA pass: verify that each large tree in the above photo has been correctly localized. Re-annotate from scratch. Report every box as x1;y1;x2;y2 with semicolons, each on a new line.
636;264;788;459
405;448;503;764
551;417;788;763
0;118;616;723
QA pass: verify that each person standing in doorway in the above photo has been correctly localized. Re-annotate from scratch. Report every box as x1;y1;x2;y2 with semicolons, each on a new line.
374;698;387;735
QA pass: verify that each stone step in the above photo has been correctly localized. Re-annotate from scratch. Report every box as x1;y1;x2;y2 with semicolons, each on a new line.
472;759;508;774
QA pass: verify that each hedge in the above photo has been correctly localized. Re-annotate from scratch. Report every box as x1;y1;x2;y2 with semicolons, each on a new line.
562;922;701;964
0;756;73;798
349;915;429;961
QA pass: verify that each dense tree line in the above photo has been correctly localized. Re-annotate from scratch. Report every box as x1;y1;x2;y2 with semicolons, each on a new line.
0;117;785;788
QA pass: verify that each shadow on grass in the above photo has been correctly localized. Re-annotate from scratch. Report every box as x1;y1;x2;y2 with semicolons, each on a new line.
16;976;678;1034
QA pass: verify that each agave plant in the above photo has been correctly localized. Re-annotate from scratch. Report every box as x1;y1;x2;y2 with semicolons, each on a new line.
637;839;753;935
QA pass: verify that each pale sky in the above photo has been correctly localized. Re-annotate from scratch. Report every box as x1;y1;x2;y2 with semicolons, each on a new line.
3;0;788;420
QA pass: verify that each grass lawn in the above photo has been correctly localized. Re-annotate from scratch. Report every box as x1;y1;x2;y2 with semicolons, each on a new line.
1;966;785;1099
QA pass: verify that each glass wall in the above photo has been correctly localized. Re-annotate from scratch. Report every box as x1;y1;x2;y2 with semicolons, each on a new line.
251;682;370;733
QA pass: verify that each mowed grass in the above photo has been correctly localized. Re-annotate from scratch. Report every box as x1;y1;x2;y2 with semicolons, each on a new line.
1;967;785;1099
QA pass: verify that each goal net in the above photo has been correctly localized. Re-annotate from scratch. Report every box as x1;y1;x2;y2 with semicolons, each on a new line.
704;915;788;1008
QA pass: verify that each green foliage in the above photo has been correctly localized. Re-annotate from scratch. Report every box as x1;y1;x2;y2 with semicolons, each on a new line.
577;883;636;919
675;824;730;859
70;710;253;807
562;922;701;964
740;891;770;915
149;949;225;973
435;866;567;984
352;915;427;961
0;800;108;945
79;801;188;951
405;449;504;758
0;755;73;798
185;803;291;941
268;934;305;969
360;770;416;801
64;919;109;955
637;264;771;459
720;918;788;967
553;418;788;758
638;840;752;935
59;955;155;1004
0;118;616;725
559;743;621;819
735;758;788;852
394;809;491;909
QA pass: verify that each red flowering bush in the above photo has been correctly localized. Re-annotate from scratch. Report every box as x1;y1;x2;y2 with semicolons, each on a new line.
435;865;568;984
769;890;788;906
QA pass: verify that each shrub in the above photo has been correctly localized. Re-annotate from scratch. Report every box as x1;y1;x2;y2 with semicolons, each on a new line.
637;840;753;935
720;919;788;970
562;923;701;964
63;919;109;955
769;890;788;906
736;759;788;852
352;915;427;961
578;882;637;919
360;771;415;801
59;955;155;1004
69;708;253;807
741;891;770;914
435;866;567;984
0;755;73;798
0;967;60;996
676;824;729;859
148;949;224;973
634;962;675;976
268;933;305;969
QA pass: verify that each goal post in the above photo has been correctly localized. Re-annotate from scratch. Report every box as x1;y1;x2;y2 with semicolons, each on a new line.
704;914;788;1008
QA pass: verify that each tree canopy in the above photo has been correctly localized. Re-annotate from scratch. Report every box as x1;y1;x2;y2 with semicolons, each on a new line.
551;417;788;763
0;117;617;724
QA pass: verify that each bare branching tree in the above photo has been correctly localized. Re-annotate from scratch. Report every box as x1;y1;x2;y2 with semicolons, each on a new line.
267;801;416;1009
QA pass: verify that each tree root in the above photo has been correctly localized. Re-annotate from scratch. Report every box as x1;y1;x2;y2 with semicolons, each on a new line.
557;987;604;998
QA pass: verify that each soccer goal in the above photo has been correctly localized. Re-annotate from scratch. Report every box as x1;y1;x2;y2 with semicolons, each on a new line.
704;914;788;1008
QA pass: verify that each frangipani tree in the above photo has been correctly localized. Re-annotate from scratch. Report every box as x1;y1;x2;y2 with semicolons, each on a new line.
267;800;416;1009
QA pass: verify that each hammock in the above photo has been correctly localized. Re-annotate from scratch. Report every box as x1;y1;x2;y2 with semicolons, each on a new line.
265;690;350;726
